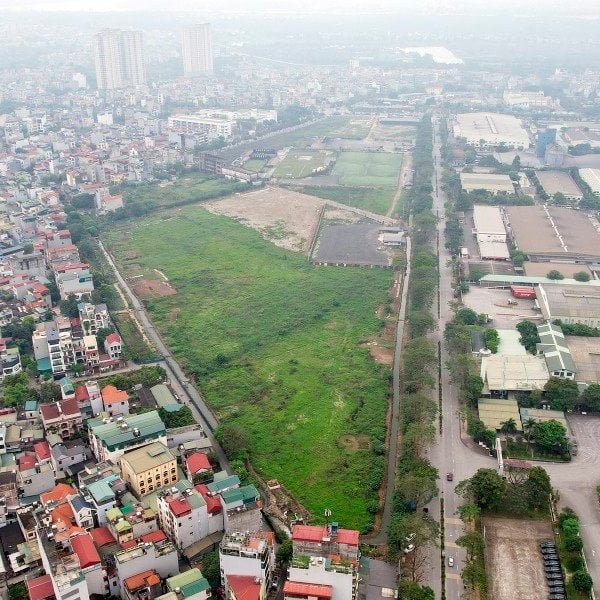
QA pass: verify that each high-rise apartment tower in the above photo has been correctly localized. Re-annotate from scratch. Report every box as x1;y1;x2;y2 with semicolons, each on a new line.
182;24;214;76
93;29;146;90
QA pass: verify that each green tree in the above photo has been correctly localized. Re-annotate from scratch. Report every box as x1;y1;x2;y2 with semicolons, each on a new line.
397;580;435;600
200;550;221;589
158;405;196;428
215;423;249;459
395;471;439;510
525;466;552;510
544;377;579;411
580;383;600;411
459;468;505;509
552;192;568;206
456;307;478;325
39;382;62;402
456;531;485;561
546;269;564;280
60;293;80;318
408;310;436;337
561;517;580;537
276;539;293;565
522;417;537;443
96;327;115;348
500;418;517;436
574;271;591;282
531;419;568;454
516;320;540;353
565;536;583;551
8;582;28;600
484;328;500;353
457;503;481;525
572;570;593;593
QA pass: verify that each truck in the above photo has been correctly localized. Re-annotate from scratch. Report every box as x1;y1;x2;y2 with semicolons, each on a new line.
510;285;537;300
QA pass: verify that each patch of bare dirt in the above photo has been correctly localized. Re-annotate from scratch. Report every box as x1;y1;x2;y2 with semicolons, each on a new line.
132;278;177;300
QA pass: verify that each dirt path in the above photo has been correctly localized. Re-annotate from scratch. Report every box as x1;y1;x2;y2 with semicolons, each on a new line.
365;115;379;142
386;152;412;219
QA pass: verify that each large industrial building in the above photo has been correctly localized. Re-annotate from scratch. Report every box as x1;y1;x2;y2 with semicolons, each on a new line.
579;168;600;196
505;205;600;263
454;112;530;149
536;284;600;327
93;29;146;90
460;172;515;194
535;170;582;202
472;205;510;260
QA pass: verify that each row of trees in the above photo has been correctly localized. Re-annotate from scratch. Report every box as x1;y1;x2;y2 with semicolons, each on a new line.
388;116;438;599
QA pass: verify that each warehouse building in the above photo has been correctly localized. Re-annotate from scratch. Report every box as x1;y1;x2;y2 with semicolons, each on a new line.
536;323;576;379
472;205;510;260
537;284;600;327
535;170;582;202
478;398;522;431
454;112;530;149
460;172;515;194
519;407;567;429
505;205;600;262
565;336;600;385
579;168;600;196
481;353;550;394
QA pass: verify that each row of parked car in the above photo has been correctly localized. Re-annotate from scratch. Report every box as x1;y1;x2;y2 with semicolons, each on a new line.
541;540;565;600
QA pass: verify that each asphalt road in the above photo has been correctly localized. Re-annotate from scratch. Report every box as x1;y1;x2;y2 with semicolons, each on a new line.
97;240;231;474
425;119;495;598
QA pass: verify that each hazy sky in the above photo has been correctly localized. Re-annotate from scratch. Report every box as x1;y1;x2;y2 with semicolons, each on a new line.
1;0;599;14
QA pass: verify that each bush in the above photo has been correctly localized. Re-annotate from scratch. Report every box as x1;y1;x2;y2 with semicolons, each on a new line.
547;269;564;280
574;271;591;282
565;554;584;572
561;517;580;537
565;535;583;552
484;328;500;353
572;570;593;593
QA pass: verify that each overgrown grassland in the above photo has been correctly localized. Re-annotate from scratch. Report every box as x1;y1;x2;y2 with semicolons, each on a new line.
105;206;392;530
297;185;396;215
333;152;402;187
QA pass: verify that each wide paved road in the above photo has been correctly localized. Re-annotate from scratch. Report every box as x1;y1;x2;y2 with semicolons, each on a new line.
425;118;495;598
98;240;231;474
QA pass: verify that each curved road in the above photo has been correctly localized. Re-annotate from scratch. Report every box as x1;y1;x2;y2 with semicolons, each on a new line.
368;237;412;545
98;240;230;474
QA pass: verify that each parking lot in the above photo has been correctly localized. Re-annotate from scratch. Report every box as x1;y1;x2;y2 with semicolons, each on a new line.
463;286;542;328
484;517;555;600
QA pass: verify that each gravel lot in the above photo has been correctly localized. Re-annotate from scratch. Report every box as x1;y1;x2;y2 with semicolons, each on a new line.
484;517;554;600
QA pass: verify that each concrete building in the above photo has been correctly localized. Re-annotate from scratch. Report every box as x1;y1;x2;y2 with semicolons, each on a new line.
460;173;515;194
87;410;167;463
565;336;600;385
472;205;510;260
503;90;555;109
39;399;82;440
291;524;359;562
157;568;211;600
535;170;582;203
579;168;600;196
481;354;550;394
157;479;210;551
226;575;265;600
454;112;530;149
93;29;146;90
219;531;275;595
79;462;128;525
101;385;129;417
119;442;178;499
106;503;159;545
536;323;576;379
78;302;110;336
286;560;357;600
182;24;213;76
168;115;234;140
220;484;262;533
537;284;600;328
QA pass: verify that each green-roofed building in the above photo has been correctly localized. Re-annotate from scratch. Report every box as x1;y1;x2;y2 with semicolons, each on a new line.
221;484;262;533
150;384;182;412
207;473;239;494
88;410;167;463
164;569;211;600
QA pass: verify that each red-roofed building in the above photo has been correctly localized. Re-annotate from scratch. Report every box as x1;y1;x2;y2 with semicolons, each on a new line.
27;574;55;600
195;484;223;516
71;533;101;568
284;582;333;600
40;483;76;507
292;524;359;562
157;483;211;551
19;453;37;471
40;398;82;440
185;452;213;484
34;440;51;462
123;569;162;600
227;574;264;600
141;530;167;544
101;385;129;417
90;526;116;548
104;332;123;360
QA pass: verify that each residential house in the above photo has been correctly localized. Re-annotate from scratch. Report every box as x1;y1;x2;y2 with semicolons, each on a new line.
50;441;88;475
17;453;55;497
105;503;159;546
78;302;110;336
79;462;127;524
123;570;162;600
220;484;262;533
156;568;211;600
101;385;129;417
226;575;265;600
185;452;213;484
104;332;123;360
40;398;82;440
68;494;95;530
0;471;19;526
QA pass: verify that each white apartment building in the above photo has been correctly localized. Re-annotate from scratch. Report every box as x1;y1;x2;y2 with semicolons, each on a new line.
168;114;234;140
93;29;146;91
219;531;276;595
157;479;211;551
78;302;110;336
182;24;213;76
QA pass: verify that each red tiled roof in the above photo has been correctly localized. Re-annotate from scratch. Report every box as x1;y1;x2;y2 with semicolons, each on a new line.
336;529;360;546
227;575;262;600
27;574;55;600
34;440;51;460
40;483;76;507
74;385;90;402
291;524;359;547
71;533;101;568
19;454;37;471
186;452;212;474
124;570;160;592
195;484;222;515
101;385;128;405
284;582;332;599
141;530;167;544
120;540;137;550
105;332;121;344
169;498;192;517
90;527;115;548
39;398;80;421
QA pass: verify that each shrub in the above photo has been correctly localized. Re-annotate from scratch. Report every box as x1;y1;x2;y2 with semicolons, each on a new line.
574;271;591;282
561;517;580;537
565;554;584;572
572;570;593;593
565;535;583;552
484;328;500;353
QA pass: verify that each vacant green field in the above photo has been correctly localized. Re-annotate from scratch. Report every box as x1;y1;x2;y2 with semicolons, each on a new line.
122;173;248;210
113;312;157;363
333;152;402;187
243;159;268;172
105;207;391;530
272;150;328;179
298;186;396;215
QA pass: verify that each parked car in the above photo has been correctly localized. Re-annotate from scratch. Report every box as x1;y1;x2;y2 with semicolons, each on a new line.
546;574;563;582
542;547;558;554
544;562;561;568
540;541;556;548
446;472;454;481
548;594;565;600
545;567;562;574
448;557;454;567
271;576;279;590
403;544;415;554
544;556;559;562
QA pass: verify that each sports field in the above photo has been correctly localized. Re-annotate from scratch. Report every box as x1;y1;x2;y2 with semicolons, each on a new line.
272;150;329;179
333;151;402;187
328;118;372;139
104;206;391;530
